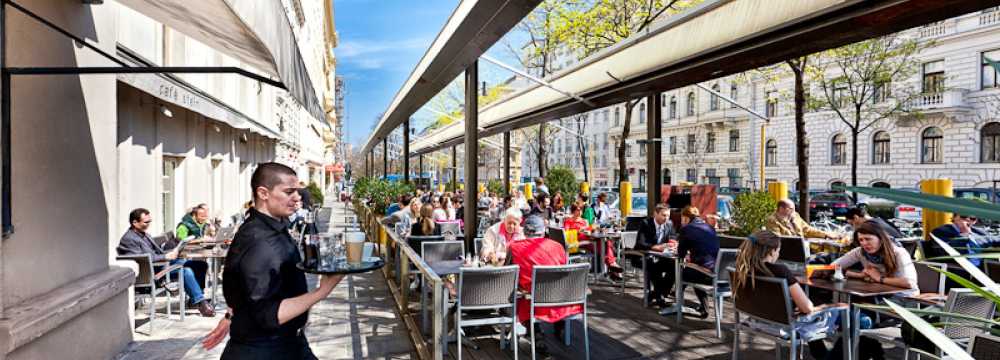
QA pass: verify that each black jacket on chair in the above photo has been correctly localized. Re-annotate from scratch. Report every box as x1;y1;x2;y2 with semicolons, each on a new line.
634;217;674;251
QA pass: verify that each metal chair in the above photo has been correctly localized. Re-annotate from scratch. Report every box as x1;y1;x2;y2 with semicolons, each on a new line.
456;265;520;360
718;234;746;249
776;236;810;274
730;272;848;360
472;237;483;258
897;237;921;258
985;260;1000;284
902;288;998;359
420;240;465;334
678;248;738;338
117;254;185;334
915;261;947;297
440;222;462;240
529;263;591;360
968;333;1000;360
617;231;642;296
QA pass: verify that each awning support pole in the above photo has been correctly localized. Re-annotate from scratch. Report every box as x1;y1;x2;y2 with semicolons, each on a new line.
647;93;663;216
503;131;511;197
403;118;410;183
383;138;388;177
464;62;478;246
451;146;457;191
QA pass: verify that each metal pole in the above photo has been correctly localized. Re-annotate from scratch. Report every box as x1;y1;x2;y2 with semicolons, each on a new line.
647;94;663;216
404;119;410;183
464;62;478;244
419;154;424;186
503;131;511;197
383;138;388;177
451;146;457;191
1;2;10;238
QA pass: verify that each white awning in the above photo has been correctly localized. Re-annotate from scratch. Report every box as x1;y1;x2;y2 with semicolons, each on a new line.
116;0;324;122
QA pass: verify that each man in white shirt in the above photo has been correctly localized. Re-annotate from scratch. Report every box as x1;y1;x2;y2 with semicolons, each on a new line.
634;204;675;306
595;192;613;225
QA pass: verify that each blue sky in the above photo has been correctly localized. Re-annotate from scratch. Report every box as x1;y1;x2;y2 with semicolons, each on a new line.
335;0;456;147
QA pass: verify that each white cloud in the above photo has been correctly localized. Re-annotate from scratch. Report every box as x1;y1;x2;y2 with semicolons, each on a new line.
337;37;430;59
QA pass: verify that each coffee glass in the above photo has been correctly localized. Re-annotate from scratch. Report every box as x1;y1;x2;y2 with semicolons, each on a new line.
345;232;366;265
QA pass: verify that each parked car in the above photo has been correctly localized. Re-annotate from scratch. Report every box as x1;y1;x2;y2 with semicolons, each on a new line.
893;188;923;223
954;187;1000;203
610;192;648;217
809;192;854;219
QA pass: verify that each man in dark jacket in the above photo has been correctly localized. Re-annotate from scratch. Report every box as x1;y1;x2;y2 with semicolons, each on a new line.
634;203;675;307
118;208;214;316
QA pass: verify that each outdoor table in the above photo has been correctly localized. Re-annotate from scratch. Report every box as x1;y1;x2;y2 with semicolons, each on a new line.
586;231;621;278
646;251;685;323
427;259;465;277
796;276;911;360
807;237;851;254
182;244;227;310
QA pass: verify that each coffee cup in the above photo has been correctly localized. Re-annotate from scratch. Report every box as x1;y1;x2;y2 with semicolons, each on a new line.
345;232;366;265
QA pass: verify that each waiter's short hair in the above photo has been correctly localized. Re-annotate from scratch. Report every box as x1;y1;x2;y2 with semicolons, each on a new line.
250;162;297;200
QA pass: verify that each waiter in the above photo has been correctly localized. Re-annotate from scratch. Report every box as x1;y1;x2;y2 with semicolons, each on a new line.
202;162;342;359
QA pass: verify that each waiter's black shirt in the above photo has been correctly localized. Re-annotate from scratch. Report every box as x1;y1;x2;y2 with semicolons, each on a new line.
223;208;308;341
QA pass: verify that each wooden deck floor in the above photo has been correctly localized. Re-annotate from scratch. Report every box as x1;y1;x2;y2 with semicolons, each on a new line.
407;280;908;360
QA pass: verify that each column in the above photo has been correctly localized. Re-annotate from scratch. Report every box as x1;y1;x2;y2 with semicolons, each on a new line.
464;62;479;244
647;94;662;216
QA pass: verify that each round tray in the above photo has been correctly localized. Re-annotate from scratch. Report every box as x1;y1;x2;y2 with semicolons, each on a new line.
297;257;385;275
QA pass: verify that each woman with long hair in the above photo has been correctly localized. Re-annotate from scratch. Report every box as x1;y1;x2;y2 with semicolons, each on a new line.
431;196;448;222
552;192;565;213
734;230;883;359
563;203;623;281
411;203;441;236
832;221;917;295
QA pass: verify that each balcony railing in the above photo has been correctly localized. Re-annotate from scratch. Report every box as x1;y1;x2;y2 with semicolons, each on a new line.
910;90;970;112
981;10;1000;26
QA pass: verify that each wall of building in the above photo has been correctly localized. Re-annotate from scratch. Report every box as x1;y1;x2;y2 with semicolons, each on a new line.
3;1;132;358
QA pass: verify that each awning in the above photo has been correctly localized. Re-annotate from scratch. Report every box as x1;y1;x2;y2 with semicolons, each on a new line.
117;0;325;122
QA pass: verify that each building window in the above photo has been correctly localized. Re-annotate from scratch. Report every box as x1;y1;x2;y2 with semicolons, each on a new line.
729;83;738;109
638;169;647;192
639;103;646;124
669;136;677;154
706;131;716;153
686;168;697;183
921;126;943;163
982;122;1000;163
765;91;778;117
687;134;696;154
729;130;739;152
922;60;945;93
872;131;891;164
661;94;666;107
614;107;620;126
709;84;721;111
686;92;696;116
639;144;646;156
833;81;849;108
872;182;891;189
663;169;671;185
831;133;847;165
982;50;1000;89
706;168;720;187
727;168;741;189
669;96;677;119
765;139;778;167
873;80;891;103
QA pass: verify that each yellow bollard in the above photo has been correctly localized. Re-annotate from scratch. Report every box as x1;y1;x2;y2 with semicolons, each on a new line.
437;184;444;193
921;179;953;242
378;225;387;249
478;182;485;194
524;183;533;199
458;183;464;191
580;181;590;195
768;181;789;202
620;181;633;217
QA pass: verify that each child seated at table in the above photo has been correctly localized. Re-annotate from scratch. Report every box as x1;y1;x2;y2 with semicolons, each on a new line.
734;230;884;360
832;221;918;297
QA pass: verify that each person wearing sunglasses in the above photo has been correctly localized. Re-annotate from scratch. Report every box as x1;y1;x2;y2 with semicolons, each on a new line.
931;213;999;268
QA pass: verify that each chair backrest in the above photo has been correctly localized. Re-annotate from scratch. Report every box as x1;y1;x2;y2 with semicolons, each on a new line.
729;270;794;326
152;234;170;249
621;231;638;249
547;227;566;248
407;235;444;254
165;230;178;248
439;222;462;238
914;261;947;295
986;260;1000;284
531;263;590;306
777;236;809;266
117;254;155;289
476;217;491;237
718;235;746;249
715;249;739;283
942;288;998;339
458;265;519;309
968;333;1000;360
900;239;919;258
421;240;465;264
473;237;483;257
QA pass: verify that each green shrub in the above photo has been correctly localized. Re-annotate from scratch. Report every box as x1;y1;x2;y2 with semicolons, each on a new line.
728;191;777;236
487;179;504;195
351;177;414;215
545;165;579;201
306;182;324;206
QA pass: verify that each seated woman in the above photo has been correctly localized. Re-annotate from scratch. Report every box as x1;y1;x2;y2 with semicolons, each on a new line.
562;203;624;281
658;206;718;318
410;204;442;236
480;208;525;266
832;221;918;297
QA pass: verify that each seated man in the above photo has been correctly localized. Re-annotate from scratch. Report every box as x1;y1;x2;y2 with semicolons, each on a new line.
659;206;718;318
118;208;214;317
931;213;999;268
480;209;525;266
765;199;838;240
845;207;903;240
634;204;675;307
177;203;213;240
509;215;581;345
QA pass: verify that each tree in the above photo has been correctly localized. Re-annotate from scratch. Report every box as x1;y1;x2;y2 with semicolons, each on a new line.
555;0;700;185
545;165;580;201
808;34;927;200
786;57;812;221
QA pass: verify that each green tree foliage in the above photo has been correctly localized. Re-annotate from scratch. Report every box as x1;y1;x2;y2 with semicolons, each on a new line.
487;179;505;195
352;177;414;215
728;191;777;236
545;165;580;201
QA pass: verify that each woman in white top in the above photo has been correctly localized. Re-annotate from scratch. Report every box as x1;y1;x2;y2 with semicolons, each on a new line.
832;221;918;296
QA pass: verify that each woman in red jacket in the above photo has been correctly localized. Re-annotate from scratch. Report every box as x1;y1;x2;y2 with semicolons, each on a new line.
562;203;623;281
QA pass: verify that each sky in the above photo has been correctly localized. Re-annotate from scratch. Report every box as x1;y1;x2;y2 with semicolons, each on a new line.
335;0;456;148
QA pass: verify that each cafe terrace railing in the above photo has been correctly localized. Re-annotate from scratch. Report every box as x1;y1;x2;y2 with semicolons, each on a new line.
354;200;447;360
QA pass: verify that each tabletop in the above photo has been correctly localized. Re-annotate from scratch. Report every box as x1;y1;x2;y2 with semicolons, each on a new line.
796;276;910;297
806;238;850;248
427;259;465;276
182;245;227;259
586;231;622;239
